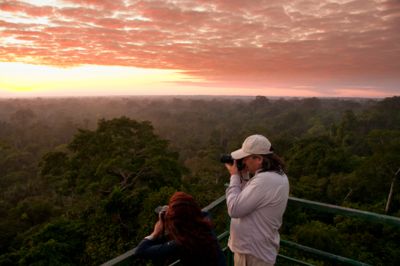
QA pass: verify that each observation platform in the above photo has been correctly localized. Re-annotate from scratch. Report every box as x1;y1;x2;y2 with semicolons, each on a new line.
101;195;400;266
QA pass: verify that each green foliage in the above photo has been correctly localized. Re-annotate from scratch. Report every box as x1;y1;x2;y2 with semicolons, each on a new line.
15;196;58;226
65;117;182;194
18;219;86;266
40;152;69;177
293;221;343;254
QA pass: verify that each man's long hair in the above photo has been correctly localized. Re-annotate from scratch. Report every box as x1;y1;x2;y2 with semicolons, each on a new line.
165;192;218;264
260;152;286;175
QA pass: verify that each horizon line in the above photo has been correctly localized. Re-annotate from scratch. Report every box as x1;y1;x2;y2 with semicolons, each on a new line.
0;94;394;100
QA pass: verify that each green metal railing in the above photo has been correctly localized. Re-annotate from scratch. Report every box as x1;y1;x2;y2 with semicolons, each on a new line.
289;196;400;227
101;195;400;266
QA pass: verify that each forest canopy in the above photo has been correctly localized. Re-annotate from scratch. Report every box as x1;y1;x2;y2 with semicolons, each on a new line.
0;96;399;265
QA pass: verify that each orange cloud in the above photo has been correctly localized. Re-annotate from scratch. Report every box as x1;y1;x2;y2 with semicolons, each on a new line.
0;0;399;97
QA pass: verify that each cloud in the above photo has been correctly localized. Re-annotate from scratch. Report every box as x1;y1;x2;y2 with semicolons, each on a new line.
0;0;399;96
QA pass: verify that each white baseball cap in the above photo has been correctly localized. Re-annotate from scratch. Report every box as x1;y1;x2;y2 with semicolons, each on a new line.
231;134;273;159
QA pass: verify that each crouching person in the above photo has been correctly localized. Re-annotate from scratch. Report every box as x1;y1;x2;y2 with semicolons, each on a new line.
134;191;226;266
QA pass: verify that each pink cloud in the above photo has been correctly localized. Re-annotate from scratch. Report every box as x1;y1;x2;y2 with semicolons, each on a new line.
63;0;125;11
0;2;26;13
0;1;54;17
0;0;399;97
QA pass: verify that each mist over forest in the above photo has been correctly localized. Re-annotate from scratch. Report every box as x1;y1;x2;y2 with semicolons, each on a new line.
0;95;399;265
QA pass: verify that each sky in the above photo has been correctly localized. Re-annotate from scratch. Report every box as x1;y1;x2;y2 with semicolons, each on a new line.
0;0;399;98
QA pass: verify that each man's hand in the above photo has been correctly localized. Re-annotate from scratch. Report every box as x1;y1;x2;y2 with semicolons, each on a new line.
225;161;239;175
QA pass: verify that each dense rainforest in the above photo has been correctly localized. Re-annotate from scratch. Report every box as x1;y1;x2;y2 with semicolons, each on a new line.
0;96;399;265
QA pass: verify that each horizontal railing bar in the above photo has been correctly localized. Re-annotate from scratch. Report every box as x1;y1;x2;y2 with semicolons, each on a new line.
217;230;229;241
202;194;226;212
281;240;371;266
100;248;137;266
201;194;400;228
169;259;181;266
277;254;315;266
289;197;400;228
216;232;366;266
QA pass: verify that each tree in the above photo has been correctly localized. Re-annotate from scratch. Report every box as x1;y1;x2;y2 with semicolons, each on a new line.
349;130;400;209
40;117;183;195
37;117;184;264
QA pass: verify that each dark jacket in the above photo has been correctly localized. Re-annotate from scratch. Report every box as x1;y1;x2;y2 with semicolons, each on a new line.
134;236;226;266
134;212;226;266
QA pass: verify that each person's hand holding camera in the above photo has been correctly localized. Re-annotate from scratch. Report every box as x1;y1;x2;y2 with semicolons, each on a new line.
225;160;239;176
221;154;247;178
149;211;166;239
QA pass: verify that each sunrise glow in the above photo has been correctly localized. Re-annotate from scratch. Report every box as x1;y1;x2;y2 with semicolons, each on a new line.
0;62;201;97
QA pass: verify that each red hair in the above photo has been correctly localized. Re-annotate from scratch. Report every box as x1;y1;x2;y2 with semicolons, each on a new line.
165;192;218;263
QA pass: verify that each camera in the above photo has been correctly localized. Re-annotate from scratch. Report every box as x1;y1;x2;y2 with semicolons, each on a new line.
155;205;168;221
220;154;245;171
